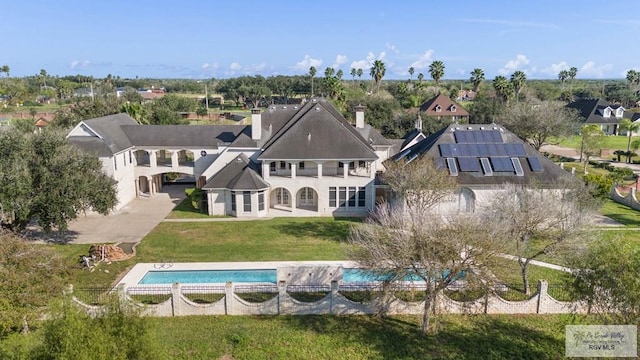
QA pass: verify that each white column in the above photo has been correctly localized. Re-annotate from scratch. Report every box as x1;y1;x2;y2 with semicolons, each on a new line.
370;161;376;179
149;150;157;168
317;162;323;179
343;162;348;179
290;189;296;210
146;176;154;195
171;151;178;168
291;162;297;179
262;162;270;180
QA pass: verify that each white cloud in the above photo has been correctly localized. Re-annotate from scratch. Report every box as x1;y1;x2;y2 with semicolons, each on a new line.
229;62;242;71
70;60;90;69
332;54;348;69
244;62;266;72
385;43;399;54
580;61;612;78
410;50;435;70
537;61;569;76
350;51;386;71
201;62;219;71
293;55;323;72
498;54;530;75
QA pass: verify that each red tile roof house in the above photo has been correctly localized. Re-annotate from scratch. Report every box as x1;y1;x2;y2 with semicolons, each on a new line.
66;97;568;217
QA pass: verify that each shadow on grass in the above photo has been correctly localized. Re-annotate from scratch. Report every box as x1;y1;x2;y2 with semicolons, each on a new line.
279;315;566;359
273;218;360;243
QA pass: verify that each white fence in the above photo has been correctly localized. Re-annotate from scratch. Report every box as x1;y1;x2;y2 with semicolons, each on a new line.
70;280;588;317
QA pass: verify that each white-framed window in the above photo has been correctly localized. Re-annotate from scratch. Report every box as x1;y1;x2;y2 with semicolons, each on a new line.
275;188;289;205
231;191;236;211
299;187;314;206
270;162;276;172
329;187;336;207
451;105;457;112
258;191;265;211
435;105;442;112
243;191;251;212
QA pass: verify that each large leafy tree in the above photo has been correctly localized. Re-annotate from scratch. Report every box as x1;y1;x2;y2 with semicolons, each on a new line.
349;156;504;334
369;60;386;94
469;68;485;92
580;124;605;171
428;60;445;85
0;128;117;233
492;76;512;101
496;100;580;150
0;230;68;336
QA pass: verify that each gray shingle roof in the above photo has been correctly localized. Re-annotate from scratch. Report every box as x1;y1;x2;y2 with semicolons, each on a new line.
567;98;622;124
67;136;114;157
121;124;248;147
79;113;138;154
202;154;269;190
392;124;570;187
258;98;377;160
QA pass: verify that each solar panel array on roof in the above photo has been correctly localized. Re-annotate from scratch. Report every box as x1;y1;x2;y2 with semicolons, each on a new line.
490;157;514;172
439;143;526;157
457;157;481;172
527;157;543;172
453;130;503;143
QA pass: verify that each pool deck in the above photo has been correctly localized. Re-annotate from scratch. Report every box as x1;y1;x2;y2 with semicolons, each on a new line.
119;261;360;288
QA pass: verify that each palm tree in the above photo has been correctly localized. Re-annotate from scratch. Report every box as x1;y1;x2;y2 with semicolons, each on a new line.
370;60;386;94
356;68;363;89
619;118;640;163
417;73;424;82
408;67;415;81
469;68;485;92
40;69;48;88
336;69;343;80
493;76;512;101
309;66;316;96
324;67;335;78
626;70;640;93
350;68;357;88
428;60;445;85
1;65;9;83
568;67;578;92
558;70;569;90
510;70;526;100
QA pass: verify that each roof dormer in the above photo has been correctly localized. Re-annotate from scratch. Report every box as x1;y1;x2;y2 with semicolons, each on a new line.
450;105;457;112
615;107;625;118
435;105;442;112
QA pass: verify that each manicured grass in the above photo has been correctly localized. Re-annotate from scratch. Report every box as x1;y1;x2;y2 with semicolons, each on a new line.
552;134;633;151
600;199;640;227
146;314;597;359
165;198;212;219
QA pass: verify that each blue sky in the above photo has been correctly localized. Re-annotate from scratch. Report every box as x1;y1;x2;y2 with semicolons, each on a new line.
2;0;638;80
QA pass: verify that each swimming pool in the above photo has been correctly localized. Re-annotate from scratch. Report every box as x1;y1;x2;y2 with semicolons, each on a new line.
138;268;434;284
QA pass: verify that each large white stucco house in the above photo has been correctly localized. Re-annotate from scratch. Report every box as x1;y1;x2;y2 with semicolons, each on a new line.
67;97;568;217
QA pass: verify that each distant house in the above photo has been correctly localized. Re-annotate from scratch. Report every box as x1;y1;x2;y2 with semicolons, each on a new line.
566;98;640;135
419;94;469;123
392;123;570;213
457;90;476;101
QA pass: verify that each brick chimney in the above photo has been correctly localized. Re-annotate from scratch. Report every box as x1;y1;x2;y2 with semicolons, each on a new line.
251;108;261;140
355;105;365;129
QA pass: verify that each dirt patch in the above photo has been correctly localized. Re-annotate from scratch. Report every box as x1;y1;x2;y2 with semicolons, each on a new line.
89;244;133;261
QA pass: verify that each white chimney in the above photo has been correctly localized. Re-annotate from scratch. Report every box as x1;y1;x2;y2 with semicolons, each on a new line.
355;105;365;129
251;108;261;140
415;114;423;131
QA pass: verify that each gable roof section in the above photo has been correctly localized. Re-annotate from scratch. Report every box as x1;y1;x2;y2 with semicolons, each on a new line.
67;113;138;155
419;94;469;117
393;124;569;187
202;154;269;190
567;98;620;124
258;98;377;160
121;124;249;148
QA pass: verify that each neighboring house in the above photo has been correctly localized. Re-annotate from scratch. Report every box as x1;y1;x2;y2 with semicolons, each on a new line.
419;94;469;123
457;90;476;101
566;98;640;135
67;98;569;218
392;123;570;213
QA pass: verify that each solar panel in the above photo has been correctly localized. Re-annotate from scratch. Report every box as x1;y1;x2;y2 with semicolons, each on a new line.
490;130;503;143
487;143;499;156
457;157;481;172
527;157;543;172
439;144;453;157
454;131;466;143
473;131;484;143
511;158;524;176
446;158;458;176
513;143;527;157
480;158;493;176
490;157;513;172
469;143;480;156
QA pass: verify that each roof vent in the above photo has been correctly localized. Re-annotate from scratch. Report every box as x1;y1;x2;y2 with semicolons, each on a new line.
294;106;298;109
312;98;317;102
269;123;272;132
467;127;472;130
315;107;321;111
480;126;485;130
307;132;311;141
455;127;461;130
283;106;287;109
493;126;498;130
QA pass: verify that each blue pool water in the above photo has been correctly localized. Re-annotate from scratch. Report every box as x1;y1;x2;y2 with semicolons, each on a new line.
138;268;441;284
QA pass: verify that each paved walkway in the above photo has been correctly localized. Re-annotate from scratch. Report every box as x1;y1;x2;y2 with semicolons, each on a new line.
499;254;573;273
30;184;188;244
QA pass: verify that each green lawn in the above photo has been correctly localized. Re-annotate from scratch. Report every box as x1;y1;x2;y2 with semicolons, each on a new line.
600;199;640;227
552;134;633;151
164;198;212;219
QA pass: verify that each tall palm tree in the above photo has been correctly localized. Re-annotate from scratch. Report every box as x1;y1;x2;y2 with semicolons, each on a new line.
309;66;316;96
469;68;485;92
619;118;640;162
568;67;578;92
350;68;357;88
369;60;386;94
40;69;48;88
428;60;445;85
417;73;424;82
492;76;512;101
510;70;526;100
336;69;343;80
408;67;415;81
558;70;569;89
324;67;335;78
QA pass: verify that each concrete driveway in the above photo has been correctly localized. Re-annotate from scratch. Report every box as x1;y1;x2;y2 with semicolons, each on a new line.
32;184;188;244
